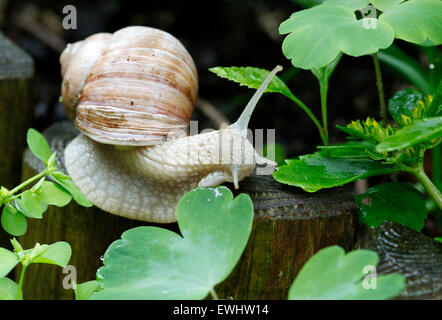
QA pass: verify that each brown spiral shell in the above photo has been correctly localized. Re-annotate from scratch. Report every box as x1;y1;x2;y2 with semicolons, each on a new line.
60;26;198;146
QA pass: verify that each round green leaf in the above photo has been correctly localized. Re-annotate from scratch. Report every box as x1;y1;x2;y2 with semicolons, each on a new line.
379;0;442;45
279;3;394;69
37;181;72;207
26;128;52;163
289;246;405;299
376;116;442;152
273;152;399;192
355;183;428;231
1;205;27;236
91;186;254;300
0;248;19;278
0;277;22;300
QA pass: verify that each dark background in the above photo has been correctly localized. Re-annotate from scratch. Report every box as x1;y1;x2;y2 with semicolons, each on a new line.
1;0;428;157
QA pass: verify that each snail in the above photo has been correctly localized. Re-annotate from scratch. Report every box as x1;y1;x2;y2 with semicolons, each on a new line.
60;26;279;223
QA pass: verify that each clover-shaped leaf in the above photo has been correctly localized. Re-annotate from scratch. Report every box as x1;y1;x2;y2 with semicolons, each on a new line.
91;186;254;300
279;1;394;69
378;0;442;45
355;183;428;231
289;246;405;299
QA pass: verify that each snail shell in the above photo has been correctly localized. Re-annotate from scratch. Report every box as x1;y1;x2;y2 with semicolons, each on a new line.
60;26;198;146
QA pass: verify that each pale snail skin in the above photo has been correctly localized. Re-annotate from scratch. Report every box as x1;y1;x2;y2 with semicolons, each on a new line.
61;26;279;223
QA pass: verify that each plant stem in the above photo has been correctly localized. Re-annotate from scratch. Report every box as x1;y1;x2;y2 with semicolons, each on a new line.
373;52;388;125
16;264;27;300
210;287;219;300
287;95;326;145
319;78;329;145
411;166;442;210
8;169;49;196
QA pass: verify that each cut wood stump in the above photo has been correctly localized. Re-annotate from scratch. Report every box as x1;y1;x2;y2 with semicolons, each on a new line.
0;32;34;250
216;175;358;299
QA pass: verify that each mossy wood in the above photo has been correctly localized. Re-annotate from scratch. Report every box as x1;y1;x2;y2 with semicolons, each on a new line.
0;32;34;250
17;123;357;299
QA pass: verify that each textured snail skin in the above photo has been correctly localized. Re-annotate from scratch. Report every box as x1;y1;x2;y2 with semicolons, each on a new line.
65;128;273;222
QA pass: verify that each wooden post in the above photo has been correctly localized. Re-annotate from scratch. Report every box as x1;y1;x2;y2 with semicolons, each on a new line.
216;176;358;300
0;32;34;250
18;123;357;299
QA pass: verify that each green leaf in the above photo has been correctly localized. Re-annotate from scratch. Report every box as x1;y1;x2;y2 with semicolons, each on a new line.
209;66;297;101
1;205;27;236
279;2;394;69
26;128;52;164
0;248;19;278
289;246;405;299
91;186;254;300
388;89;424;125
318;141;376;159
30;241;72;267
210;66;322;133
17;190;45;219
75;281;101;300
379;0;442;45
371;0;404;12
376;117;442;152
273;152;398;192
0;278;22;300
37;181;72;207
435;237;442;243
355;183;428;231
51;175;93;207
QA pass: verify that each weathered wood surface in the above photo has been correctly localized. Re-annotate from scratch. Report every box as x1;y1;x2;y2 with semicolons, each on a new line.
18;122;358;300
216;175;358;299
357;222;442;300
0;32;34;250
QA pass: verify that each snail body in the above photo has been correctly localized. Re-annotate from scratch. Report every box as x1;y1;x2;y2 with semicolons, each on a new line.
61;26;278;223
